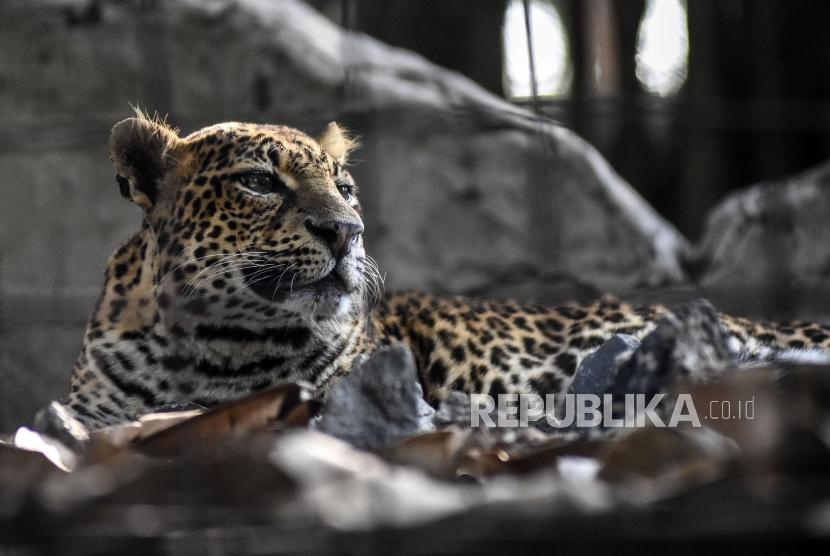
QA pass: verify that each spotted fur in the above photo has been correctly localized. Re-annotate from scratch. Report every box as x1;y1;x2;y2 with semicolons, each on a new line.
65;115;830;429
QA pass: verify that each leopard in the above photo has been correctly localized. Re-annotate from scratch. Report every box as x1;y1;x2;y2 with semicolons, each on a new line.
62;113;830;430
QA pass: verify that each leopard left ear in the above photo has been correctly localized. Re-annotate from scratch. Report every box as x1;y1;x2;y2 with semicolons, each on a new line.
109;113;182;211
318;122;358;165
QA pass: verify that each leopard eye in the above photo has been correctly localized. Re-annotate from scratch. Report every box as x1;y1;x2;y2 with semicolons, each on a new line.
337;183;355;201
237;172;285;195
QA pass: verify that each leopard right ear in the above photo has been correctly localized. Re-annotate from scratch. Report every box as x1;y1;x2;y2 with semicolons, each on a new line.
109;115;181;210
318;122;359;165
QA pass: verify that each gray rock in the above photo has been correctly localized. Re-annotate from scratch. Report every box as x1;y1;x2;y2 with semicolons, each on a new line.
535;301;737;439
693;161;830;312
315;344;434;451
433;390;473;428
613;300;737;396
567;334;640;396
415;386;438;433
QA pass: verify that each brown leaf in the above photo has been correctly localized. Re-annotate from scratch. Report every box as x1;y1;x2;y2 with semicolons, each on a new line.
90;409;203;447
132;382;314;457
385;428;607;480
382;430;470;477
457;438;598;478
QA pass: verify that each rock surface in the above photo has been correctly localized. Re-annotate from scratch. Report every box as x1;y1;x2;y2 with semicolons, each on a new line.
567;334;640;396
433;391;475;429
314;344;435;450
691;161;830;317
612;300;737;396
529;301;736;437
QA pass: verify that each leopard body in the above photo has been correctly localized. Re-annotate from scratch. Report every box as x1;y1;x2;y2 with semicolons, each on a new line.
64;115;830;429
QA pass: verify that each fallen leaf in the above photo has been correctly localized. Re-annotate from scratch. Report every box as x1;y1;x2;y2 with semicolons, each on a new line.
132;382;314;456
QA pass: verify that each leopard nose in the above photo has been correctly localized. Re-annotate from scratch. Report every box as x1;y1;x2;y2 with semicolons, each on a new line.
305;218;363;259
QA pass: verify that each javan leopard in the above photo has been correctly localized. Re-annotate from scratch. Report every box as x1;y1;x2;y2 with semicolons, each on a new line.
63;114;830;429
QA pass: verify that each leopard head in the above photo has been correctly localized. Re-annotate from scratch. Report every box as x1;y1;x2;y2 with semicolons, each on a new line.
109;114;381;328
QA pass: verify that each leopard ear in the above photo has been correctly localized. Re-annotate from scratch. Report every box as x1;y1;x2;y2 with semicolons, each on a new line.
318;122;358;164
109;114;181;210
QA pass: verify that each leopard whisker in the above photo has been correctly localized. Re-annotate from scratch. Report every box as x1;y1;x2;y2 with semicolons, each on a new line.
183;258;268;297
159;248;268;292
270;263;299;303
243;263;293;290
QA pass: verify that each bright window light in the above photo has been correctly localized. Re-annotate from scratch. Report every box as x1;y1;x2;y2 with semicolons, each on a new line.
635;0;689;96
503;0;572;99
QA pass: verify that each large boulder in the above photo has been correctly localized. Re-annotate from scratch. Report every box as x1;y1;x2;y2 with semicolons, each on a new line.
692;161;830;318
0;0;689;297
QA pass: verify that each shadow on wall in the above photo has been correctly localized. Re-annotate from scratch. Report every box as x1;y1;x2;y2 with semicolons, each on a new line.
1;0;828;430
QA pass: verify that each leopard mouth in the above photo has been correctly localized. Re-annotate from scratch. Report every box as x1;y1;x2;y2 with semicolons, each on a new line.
242;266;351;301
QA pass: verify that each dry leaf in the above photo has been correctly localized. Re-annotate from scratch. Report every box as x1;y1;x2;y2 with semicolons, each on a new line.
132;382;313;456
383;430;470;477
